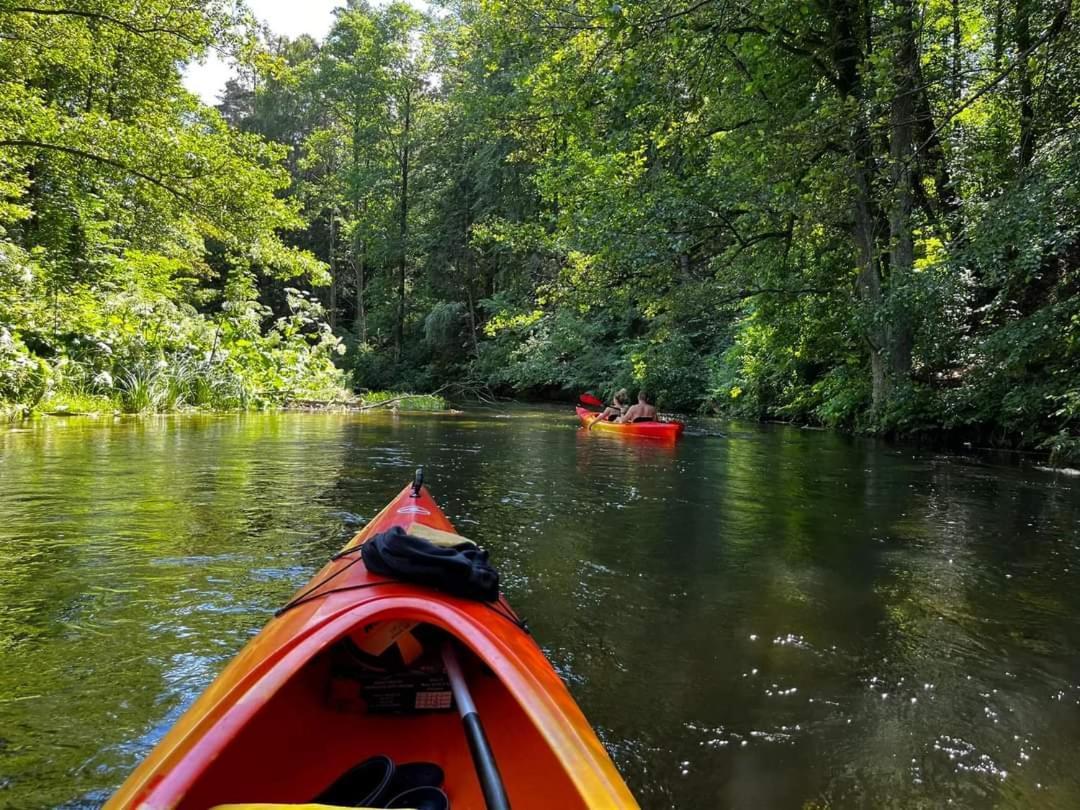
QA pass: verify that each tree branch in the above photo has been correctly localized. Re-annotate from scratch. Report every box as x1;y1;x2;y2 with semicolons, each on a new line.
702;117;762;137
720;24;839;88
3;5;208;46
0;139;191;200
910;4;1070;165
636;0;717;29
717;286;830;304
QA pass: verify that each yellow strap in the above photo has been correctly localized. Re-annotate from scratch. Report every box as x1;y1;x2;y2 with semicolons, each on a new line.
406;522;475;547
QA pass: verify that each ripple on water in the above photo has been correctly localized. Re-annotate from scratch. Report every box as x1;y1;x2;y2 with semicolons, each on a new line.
3;411;1080;809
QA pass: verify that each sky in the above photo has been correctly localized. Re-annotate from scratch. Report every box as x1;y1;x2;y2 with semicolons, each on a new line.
182;0;342;105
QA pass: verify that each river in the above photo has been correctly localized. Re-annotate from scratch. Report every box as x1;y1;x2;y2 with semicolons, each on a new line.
1;409;1079;808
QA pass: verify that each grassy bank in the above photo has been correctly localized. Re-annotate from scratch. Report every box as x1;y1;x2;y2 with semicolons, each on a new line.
2;389;450;421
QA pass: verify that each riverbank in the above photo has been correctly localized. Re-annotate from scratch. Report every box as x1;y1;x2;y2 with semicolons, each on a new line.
750;412;1080;466
7;387;1076;467
1;390;449;420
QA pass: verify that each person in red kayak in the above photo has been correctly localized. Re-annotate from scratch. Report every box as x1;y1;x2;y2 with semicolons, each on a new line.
618;390;658;423
594;388;628;423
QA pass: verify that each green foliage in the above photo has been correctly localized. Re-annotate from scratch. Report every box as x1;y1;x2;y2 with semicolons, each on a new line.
0;0;347;415
6;0;1077;460
476;308;631;398
0;327;47;404
424;301;469;357
415;0;1076;457
807;366;874;429
361;390;448;411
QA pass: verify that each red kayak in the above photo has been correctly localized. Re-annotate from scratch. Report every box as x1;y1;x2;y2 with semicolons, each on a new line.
576;406;685;441
107;472;639;809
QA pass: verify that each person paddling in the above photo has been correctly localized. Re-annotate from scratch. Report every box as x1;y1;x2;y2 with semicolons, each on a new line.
590;388;628;428
618;390;657;423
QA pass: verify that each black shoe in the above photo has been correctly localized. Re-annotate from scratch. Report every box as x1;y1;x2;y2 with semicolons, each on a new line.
384;762;444;797
383;785;450;810
315;754;394;806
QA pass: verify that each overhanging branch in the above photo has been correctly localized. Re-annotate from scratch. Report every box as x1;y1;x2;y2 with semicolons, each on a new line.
0;139;191;200
3;5;208;46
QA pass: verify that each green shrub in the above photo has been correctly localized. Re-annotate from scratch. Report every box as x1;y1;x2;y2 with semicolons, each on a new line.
0;327;48;404
361;390;448;410
1;262;350;415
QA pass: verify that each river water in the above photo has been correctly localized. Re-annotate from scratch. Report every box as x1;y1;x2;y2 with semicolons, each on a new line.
1;409;1079;809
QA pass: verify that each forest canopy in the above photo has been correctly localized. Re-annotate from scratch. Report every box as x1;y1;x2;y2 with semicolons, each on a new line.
1;0;1078;458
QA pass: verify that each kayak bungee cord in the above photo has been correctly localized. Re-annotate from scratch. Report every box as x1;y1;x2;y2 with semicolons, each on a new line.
275;579;388;617
275;550;528;633
274;552;367;616
275;578;528;633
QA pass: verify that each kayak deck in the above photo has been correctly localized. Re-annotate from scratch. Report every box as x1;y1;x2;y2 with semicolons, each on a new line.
575;406;685;440
107;482;637;809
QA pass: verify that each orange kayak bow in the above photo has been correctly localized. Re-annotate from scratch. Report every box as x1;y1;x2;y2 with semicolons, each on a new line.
107;475;638;810
576;406;685;441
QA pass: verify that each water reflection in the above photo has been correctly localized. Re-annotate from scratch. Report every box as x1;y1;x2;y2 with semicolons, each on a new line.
1;410;1079;808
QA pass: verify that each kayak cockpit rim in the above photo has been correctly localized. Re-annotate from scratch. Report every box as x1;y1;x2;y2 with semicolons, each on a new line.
122;596;615;808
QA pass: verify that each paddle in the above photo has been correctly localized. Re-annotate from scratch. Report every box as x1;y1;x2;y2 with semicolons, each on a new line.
442;641;511;810
580;393;607;430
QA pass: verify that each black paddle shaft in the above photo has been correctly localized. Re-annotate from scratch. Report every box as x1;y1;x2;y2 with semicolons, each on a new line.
442;641;511;810
463;712;511;810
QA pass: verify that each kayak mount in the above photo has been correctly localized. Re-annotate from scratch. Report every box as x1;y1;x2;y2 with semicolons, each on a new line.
411;466;424;498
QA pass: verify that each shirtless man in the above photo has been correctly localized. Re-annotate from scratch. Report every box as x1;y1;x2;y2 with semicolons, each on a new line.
618;391;657;423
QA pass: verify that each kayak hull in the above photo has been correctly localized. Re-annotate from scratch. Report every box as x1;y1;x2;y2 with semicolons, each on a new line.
106;482;638;809
576;406;685;440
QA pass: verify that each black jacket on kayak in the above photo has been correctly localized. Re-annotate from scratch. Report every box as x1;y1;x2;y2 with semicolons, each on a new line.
361;525;500;602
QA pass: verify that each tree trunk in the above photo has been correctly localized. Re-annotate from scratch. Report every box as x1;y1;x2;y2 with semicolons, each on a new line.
465;285;480;359
486;258;496;299
993;0;1006;69
912;70;959;220
830;0;891;410
1015;0;1035;170
951;0;962;100
854;149;890;409
354;245;367;343
395;88;410;362
351;123;367;344
678;253;691;280
464;180;479;358
328;209;338;331
886;0;917;384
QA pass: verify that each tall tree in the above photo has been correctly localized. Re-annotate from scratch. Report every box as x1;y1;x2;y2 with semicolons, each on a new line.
0;0;343;410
